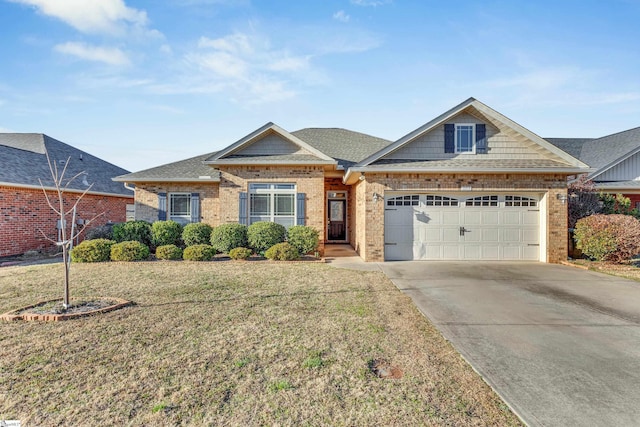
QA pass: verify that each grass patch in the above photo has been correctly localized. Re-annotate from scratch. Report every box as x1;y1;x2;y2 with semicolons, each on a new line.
0;262;522;426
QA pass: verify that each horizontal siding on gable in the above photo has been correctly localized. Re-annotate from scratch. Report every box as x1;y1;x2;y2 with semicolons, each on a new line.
386;112;550;161
235;134;310;156
596;153;640;181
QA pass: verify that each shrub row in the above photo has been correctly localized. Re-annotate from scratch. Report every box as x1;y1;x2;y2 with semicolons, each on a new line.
574;214;640;263
85;221;319;256
71;239;149;262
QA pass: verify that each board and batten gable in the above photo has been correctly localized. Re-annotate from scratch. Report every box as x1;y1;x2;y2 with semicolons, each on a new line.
594;152;640;181
384;110;568;163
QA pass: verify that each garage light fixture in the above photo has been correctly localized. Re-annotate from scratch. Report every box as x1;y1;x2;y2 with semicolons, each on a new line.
372;192;382;202
556;193;568;204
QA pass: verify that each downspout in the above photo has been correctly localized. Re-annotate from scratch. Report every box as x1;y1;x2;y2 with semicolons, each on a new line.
123;182;135;192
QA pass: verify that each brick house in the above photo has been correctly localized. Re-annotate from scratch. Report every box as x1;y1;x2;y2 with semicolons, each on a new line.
546;127;640;207
1;133;133;257
115;98;592;263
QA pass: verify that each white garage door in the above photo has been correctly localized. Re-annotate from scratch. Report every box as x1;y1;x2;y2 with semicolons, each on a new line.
384;194;540;261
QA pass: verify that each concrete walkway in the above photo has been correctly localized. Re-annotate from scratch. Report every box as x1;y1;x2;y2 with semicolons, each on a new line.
379;261;640;427
324;244;381;271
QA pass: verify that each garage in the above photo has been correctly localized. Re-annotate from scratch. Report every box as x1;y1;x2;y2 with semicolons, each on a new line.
384;193;541;261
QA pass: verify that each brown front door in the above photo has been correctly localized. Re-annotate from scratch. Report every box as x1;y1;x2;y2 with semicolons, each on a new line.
328;199;346;241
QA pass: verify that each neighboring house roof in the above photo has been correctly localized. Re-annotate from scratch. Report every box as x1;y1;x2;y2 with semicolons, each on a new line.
291;128;392;168
205;122;336;165
543;138;594;160
0;133;132;197
113;152;220;183
580;127;640;177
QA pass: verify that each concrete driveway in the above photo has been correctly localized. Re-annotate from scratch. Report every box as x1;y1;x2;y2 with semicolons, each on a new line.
378;262;640;427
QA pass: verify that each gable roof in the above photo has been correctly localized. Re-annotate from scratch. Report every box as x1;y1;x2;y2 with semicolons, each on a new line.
291;128;391;168
357;98;588;169
205;122;336;165
113;152;220;183
0;133;132;197
580;127;640;179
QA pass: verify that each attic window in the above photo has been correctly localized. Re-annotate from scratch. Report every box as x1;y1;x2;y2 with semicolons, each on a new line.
455;124;475;154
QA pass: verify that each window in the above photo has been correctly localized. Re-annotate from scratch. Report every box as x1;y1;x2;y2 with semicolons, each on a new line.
425;195;459;206
456;124;475;153
505;196;537;207
465;195;498;207
169;193;192;224
387;195;419;206
249;183;296;228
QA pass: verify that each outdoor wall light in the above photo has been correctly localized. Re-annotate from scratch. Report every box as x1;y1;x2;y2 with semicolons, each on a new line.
556;193;568;204
372;192;382;202
359;172;366;181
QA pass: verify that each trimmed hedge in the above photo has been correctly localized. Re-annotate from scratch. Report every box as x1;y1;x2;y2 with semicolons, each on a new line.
112;221;152;247
85;224;114;241
110;241;150;262
151;220;183;248
265;242;300;261
71;239;115;263
286;225;319;255
155;244;183;260
183;244;217;261
229;247;252;260
211;223;248;253
574;214;640;263
247;222;286;254
182;223;213;247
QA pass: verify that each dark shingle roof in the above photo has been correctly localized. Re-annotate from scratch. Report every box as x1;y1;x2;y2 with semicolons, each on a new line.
544;138;594;160
579;127;640;169
0;133;132;196
291;128;391;168
114;152;220;182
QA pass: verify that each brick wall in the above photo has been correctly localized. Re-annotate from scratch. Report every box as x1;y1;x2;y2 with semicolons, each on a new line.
0;186;131;257
355;173;569;263
134;183;219;225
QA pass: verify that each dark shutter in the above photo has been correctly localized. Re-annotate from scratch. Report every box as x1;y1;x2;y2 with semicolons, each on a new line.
158;193;167;221
444;124;455;153
238;192;248;225
296;193;306;226
476;124;487;154
190;193;200;223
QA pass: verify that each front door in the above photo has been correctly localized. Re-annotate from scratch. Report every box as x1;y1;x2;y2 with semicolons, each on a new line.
328;199;346;241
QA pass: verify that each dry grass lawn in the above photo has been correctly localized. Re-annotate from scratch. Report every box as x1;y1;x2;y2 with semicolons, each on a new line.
571;259;640;281
0;261;521;426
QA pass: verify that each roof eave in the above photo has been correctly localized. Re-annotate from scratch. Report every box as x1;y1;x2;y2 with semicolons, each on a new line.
0;181;133;198
205;159;337;166
112;177;220;183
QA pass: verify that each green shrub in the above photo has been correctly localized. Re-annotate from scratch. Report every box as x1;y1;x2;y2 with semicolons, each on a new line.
182;223;213;247
210;223;248;253
151;220;183;248
247;222;286;254
286;225;319;255
112;221;152;247
71;239;114;263
84;224;114;240
155;244;183;260
229;247;252;260
574;214;640;263
265;242;300;261
110;240;150;262
183;244;217;261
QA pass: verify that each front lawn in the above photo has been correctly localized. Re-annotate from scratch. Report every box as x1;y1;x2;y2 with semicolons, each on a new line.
0;262;521;426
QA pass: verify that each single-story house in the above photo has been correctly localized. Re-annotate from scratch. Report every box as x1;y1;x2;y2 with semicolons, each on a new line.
115;98;592;263
546;127;640;207
1;133;133;257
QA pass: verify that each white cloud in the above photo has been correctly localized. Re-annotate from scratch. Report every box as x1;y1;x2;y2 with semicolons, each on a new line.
188;50;248;78
351;0;392;6
10;0;158;37
333;10;350;22
54;42;131;66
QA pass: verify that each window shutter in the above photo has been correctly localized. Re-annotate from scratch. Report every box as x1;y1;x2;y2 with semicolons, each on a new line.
296;193;306;226
476;124;487;154
444;124;455;153
190;193;200;223
238;192;248;225
158;193;167;221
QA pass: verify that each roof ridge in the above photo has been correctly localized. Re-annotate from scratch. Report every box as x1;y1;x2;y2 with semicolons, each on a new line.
590;125;640;142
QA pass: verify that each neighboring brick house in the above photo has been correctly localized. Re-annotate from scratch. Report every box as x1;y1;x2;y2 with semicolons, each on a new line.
1;133;133;257
115;98;592;263
546;127;640;207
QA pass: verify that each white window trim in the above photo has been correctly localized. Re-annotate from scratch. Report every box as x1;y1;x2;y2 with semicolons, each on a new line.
248;183;296;226
168;192;192;223
455;123;476;154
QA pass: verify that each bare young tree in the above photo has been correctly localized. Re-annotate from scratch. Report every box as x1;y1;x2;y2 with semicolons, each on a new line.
39;152;104;310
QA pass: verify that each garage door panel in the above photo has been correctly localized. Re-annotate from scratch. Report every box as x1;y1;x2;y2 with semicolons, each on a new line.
385;194;540;261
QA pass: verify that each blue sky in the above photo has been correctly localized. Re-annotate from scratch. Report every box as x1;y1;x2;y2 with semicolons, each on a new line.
1;0;639;172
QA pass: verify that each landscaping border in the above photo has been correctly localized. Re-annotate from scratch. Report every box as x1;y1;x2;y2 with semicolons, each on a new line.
0;297;132;322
